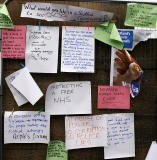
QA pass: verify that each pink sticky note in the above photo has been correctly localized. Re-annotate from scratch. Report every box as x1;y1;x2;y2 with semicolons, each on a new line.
97;86;130;109
1;25;26;59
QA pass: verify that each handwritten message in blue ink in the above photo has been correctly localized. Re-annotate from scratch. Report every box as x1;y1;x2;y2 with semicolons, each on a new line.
61;26;95;73
118;30;133;49
4;111;50;144
104;113;135;159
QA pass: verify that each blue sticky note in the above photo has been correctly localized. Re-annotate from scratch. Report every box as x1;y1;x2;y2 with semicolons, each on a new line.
118;30;133;49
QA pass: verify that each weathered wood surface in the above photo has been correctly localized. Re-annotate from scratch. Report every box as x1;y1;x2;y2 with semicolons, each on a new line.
2;1;157;160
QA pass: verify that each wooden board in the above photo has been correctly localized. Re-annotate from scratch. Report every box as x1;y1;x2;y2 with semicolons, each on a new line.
2;1;157;160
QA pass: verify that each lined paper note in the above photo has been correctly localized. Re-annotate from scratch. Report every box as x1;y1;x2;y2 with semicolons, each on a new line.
1;25;26;59
61;26;95;73
45;81;91;115
21;2;113;22
4;111;50;144
25;26;59;73
65;115;107;150
104;113;135;159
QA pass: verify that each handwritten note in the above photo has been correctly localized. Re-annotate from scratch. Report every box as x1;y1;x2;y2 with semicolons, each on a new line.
25;26;59;73
104;113;135;159
6;67;43;106
0;4;13;29
145;141;157;160
46;141;67;160
21;2;113;22
93;22;123;50
118;30;133;49
45;81;91;115
1;25;26;59
61;26;95;73
98;86;130;109
5;68;28;106
125;3;157;28
65;115;107;150
4;111;50;144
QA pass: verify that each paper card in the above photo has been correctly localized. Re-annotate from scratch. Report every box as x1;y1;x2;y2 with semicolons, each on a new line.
145;141;157;160
110;48;143;98
21;2;113;22
97;86;130;109
104;113;135;159
125;3;157;29
118;30;133;49
1;25;26;59
5;68;28;106
46;141;67;160
45;81;91;115
93;22;123;50
10;67;43;105
65;115;107;150
0;4;13;29
25;26;59;73
61;26;95;73
4;111;50;144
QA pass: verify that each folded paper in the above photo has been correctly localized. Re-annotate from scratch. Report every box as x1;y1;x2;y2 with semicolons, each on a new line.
93;22;123;50
45;81;91;115
0;4;13;28
4;111;50;144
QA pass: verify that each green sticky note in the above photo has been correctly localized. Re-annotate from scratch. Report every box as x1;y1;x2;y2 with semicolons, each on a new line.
46;141;67;160
0;4;13;29
125;3;157;29
93;22;123;50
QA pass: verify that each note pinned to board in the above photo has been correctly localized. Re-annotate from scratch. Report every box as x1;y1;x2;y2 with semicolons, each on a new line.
25;26;59;73
104;113;135;159
125;3;157;29
1;25;26;59
97;86;130;109
61;26;95;73
65;115;107;150
145;141;157;160
5;67;43;106
45;81;91;115
46;141;67;160
21;2;113;22
4;111;50;144
93;22;123;50
0;4;13;29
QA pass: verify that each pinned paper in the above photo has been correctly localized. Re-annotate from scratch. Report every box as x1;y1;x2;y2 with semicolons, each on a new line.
25;26;59;73
5;67;43;106
1;25;26;59
65;115;107;150
4;111;50;144
61;26;95;73
145;141;157;160
46;141;67;160
93;22;123;50
104;113;135;159
97;86;130;109
125;3;157;29
0;4;13;28
45;81;91;115
21;2;113;22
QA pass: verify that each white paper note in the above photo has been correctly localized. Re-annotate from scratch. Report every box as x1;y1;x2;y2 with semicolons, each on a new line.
104;113;135;159
4;111;50;144
45;81;91;115
61;26;95;73
21;2;113;22
10;67;43;105
145;141;157;160
5;68;28;106
25;26;59;73
65;114;107;150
